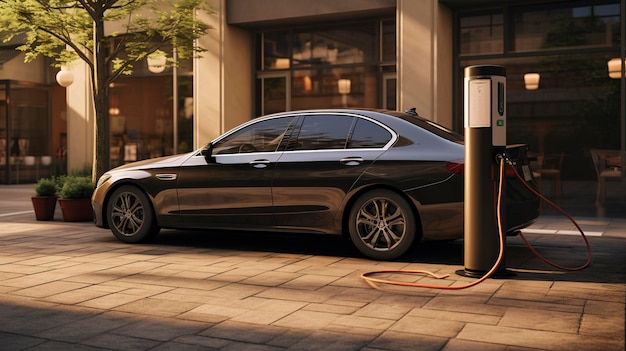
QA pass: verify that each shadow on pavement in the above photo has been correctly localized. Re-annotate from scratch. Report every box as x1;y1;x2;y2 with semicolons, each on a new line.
138;228;624;285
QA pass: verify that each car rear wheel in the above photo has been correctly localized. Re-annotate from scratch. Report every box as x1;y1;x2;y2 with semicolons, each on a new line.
107;185;159;243
349;189;416;260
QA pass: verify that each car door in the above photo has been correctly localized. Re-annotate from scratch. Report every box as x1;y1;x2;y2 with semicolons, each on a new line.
271;113;394;233
175;116;296;229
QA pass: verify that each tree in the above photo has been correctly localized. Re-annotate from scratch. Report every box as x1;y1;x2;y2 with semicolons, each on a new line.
0;0;212;181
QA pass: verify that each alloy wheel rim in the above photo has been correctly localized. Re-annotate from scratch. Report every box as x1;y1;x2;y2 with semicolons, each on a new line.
111;192;145;236
355;197;406;251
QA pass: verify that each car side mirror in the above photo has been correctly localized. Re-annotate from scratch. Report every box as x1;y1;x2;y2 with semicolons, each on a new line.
201;143;216;163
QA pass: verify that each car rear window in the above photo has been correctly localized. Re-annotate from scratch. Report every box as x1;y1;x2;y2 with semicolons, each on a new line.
387;111;464;143
348;118;392;149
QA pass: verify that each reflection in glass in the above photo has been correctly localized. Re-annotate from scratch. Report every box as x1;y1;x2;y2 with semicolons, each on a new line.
459;13;503;56
292;26;376;67
296;115;353;150
263;31;290;70
263;77;287;115
512;3;620;53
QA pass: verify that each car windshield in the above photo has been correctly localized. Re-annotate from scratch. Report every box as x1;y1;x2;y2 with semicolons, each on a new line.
387;111;464;143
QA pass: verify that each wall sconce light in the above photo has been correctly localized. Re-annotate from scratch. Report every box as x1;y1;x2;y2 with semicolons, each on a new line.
524;73;540;90
56;67;74;87
338;79;351;108
338;79;351;95
608;58;625;79
303;76;312;92
147;53;167;74
108;107;120;116
274;58;290;69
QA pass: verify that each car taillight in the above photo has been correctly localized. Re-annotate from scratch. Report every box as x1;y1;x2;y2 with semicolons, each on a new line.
446;161;464;175
505;164;517;178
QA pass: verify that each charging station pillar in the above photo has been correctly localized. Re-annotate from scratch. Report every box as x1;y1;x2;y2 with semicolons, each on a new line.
460;65;508;278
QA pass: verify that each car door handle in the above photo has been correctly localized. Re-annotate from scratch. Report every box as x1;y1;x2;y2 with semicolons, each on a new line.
249;159;270;168
156;173;177;181
340;157;364;166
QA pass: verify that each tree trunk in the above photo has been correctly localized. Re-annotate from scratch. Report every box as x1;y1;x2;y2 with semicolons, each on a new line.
92;16;110;183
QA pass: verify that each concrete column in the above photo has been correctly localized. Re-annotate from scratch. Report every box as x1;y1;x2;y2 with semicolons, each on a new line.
66;60;94;174
397;0;453;128
194;0;252;149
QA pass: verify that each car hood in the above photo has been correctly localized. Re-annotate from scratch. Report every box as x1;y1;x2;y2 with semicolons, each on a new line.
109;152;194;172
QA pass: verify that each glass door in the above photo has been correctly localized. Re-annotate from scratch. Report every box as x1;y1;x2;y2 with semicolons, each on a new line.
259;72;290;115
383;73;396;110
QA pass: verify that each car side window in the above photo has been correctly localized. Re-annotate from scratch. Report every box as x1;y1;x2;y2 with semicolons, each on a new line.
295;115;354;151
347;118;392;149
213;116;295;155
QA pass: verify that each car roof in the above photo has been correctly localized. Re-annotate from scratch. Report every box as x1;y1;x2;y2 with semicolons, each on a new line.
265;108;464;143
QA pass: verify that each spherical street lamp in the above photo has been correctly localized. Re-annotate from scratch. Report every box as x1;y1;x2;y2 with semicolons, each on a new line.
56;67;74;87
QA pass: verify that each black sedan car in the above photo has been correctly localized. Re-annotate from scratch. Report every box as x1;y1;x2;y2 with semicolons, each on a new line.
92;108;540;260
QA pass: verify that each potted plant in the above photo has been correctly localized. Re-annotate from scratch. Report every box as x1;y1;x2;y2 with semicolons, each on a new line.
58;175;95;222
31;177;58;221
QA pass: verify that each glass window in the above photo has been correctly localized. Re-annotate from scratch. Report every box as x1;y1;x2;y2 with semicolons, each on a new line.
348;118;391;149
291;66;379;110
512;4;621;52
292;25;377;67
295;115;353;150
263;31;291;70
459;13;503;56
214;116;295;155
381;19;396;63
256;18;395;115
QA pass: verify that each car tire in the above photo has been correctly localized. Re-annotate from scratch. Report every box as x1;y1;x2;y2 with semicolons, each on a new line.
107;185;159;243
348;189;416;260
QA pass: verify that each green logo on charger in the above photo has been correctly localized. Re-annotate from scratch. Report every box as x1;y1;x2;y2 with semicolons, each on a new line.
496;120;504;126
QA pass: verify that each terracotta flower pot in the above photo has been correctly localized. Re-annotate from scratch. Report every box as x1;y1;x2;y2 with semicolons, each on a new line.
58;198;93;222
31;196;57;221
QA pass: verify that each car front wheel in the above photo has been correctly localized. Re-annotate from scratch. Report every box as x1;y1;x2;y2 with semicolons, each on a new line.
107;185;159;243
348;189;417;260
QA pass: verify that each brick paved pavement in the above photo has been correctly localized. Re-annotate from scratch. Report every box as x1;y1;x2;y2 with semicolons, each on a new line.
0;184;624;350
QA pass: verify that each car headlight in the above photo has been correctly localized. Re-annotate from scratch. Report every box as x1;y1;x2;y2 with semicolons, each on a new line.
96;173;112;188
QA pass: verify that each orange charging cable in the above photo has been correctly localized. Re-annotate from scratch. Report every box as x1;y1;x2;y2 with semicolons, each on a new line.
361;159;507;290
361;155;592;290
512;164;592;271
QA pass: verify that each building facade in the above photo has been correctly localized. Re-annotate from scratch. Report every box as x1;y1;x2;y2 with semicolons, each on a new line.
0;0;624;218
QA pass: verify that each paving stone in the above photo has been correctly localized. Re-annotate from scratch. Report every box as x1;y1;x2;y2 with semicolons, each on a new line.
272;310;340;330
12;280;89;298
280;273;341;290
330;314;395;331
255;287;332;303
78;292;146;309
368;330;447;351
499;307;581;333
240;271;301;287
303;302;360;315
113;297;202;317
458;323;624;350
83;332;161;350
111;317;209;342
200;320;287;344
44;286;119;305
488;296;583;313
580;313;625;339
406;307;500;325
390;315;465;338
230;299;307;325
0;331;46;350
286;330;374;351
171;334;232;349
